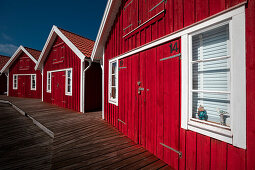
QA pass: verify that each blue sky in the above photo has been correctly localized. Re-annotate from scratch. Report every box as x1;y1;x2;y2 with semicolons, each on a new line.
0;0;107;56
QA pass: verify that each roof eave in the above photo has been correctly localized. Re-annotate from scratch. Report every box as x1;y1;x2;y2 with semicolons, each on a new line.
91;0;121;61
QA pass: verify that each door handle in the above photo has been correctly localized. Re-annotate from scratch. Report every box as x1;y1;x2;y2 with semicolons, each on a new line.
138;87;144;94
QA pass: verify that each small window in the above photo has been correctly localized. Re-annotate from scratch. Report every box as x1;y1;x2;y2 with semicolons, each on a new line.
47;72;51;93
13;75;18;90
65;69;72;96
108;59;118;105
31;75;36;90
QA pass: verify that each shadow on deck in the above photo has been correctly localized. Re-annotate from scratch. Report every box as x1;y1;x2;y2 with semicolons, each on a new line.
0;95;171;169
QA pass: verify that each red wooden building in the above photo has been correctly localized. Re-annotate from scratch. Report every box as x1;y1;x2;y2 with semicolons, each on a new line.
0;55;10;94
0;46;42;98
92;0;255;169
35;26;101;113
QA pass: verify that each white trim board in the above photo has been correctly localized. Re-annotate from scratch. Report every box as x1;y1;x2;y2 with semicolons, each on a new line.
35;25;87;70
92;2;246;62
0;45;38;74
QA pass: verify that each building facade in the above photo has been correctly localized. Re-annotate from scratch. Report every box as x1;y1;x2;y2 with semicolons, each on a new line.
92;0;255;169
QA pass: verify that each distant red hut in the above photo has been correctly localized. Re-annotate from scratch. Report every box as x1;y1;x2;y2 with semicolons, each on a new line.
1;46;42;98
0;55;10;94
35;26;101;113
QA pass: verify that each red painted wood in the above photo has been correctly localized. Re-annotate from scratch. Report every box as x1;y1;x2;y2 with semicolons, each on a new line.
186;131;197;170
43;36;80;112
210;139;227;170
196;134;211;170
9;52;42;99
227;145;246;170
103;1;253;169
246;0;255;169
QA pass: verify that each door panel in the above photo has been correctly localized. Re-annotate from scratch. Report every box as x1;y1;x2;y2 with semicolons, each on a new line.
52;71;65;108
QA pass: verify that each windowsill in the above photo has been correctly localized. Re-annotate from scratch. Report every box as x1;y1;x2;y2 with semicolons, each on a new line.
31;89;36;91
65;93;72;96
46;91;51;93
187;119;232;144
109;99;118;106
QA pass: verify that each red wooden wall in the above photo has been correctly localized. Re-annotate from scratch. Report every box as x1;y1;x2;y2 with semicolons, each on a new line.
0;74;7;94
85;62;102;112
43;36;81;112
103;0;255;169
9;52;42;99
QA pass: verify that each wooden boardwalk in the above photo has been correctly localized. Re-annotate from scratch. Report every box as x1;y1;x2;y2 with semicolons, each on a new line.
0;96;171;169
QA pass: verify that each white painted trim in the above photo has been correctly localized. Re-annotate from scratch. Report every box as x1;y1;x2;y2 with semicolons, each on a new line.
181;9;246;149
108;58;118;106
13;74;36;76
42;67;44;101
0;45;39;74
231;12;246;149
30;74;36;91
102;50;105;119
13;74;18;90
7;72;9;96
35;25;86;70
80;61;84;113
65;69;72;96
104;5;245;62
181;34;188;130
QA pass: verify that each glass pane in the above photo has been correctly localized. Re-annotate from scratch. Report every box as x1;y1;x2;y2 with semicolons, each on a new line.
68;70;71;78
192;92;230;126
192;24;229;61
68;85;71;92
192;58;230;91
112;75;115;86
112;62;117;74
111;87;116;99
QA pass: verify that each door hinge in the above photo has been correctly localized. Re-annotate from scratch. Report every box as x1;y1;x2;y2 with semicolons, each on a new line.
160;53;181;61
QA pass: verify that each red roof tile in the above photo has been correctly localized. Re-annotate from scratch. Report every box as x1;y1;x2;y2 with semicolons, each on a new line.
24;47;41;61
58;28;95;58
0;55;10;70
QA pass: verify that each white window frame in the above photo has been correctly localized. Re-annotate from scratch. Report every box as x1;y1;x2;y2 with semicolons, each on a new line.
47;72;51;93
181;8;246;149
31;74;36;90
108;59;118;105
65;68;72;96
13;75;18;90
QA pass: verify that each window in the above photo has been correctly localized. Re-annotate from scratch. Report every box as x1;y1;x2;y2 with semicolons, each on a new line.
13;75;18;89
31;75;36;90
65;69;72;96
47;72;51;93
181;7;246;149
108;59;118;105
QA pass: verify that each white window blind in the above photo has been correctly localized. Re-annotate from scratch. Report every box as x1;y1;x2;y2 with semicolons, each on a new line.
191;24;231;126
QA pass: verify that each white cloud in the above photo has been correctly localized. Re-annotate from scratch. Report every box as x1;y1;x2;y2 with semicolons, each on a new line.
1;33;12;41
0;44;18;55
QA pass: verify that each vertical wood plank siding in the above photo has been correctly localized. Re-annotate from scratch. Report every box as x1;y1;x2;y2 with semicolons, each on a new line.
43;36;81;112
103;0;255;169
9;52;42;99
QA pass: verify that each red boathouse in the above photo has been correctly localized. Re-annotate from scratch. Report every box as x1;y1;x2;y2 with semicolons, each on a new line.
92;0;255;169
0;46;42;99
0;55;10;94
35;26;102;113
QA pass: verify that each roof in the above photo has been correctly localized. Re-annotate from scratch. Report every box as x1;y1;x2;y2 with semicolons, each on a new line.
0;55;10;70
35;25;95;70
24;47;41;60
59;28;95;58
91;0;121;61
0;46;40;74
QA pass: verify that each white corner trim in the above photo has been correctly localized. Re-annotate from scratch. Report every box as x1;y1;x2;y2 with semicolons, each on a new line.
102;50;105;119
80;61;84;112
181;34;188;130
35;25;86;70
42;67;44;101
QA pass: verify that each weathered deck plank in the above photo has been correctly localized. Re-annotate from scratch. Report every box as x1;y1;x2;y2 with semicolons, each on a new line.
0;96;171;169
